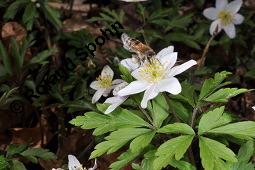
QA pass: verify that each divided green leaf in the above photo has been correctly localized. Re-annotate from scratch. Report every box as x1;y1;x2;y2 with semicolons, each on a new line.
199;137;237;170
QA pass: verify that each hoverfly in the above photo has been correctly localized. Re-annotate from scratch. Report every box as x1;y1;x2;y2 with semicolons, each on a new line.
121;33;155;64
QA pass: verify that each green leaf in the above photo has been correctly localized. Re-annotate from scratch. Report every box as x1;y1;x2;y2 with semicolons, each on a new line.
130;131;155;153
41;3;62;29
11;160;26;170
172;81;196;107
169;100;191;123
199;137;237;170
90;128;151;158
0;155;9;170
166;32;200;50
21;148;56;163
158;123;195;135
139;150;156;170
110;150;140;170
70;108;151;136
229;140;255;170
119;64;133;83
3;0;28;20
10;38;21;70
0;40;12;75
199;71;232;101
204;88;248;103
166;13;193;30
169;159;197;170
7;144;27;158
22;3;38;30
236;140;254;162
208;121;255;140
151;94;169;128
30;48;58;64
154;135;194;169
198;106;232;135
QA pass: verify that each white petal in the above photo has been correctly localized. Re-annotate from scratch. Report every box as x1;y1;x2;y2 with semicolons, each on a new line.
167;60;197;77
203;8;219;20
131;67;144;81
252;106;255;111
104;96;127;114
68;155;82;170
223;24;236;38
156;46;174;59
226;0;243;14
113;81;128;95
90;81;100;90
210;19;222;35
158;78;182;95
88;159;98;170
112;79;124;85
233;13;244;25
141;85;159;108
159;52;178;70
102;88;111;97
216;0;228;9
101;65;114;79
118;80;149;96
92;89;104;103
120;58;140;71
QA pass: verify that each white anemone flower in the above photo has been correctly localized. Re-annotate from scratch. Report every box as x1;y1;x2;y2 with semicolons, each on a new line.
104;81;129;114
252;106;255;111
90;65;123;104
68;155;97;170
203;0;244;39
118;46;197;108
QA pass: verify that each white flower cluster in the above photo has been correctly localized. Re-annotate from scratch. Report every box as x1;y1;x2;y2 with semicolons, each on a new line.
90;45;196;114
89;0;245;114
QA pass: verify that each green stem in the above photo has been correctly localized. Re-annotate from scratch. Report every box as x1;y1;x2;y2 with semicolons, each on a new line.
199;35;216;68
190;108;198;128
163;93;180;122
139;105;154;126
133;96;154;128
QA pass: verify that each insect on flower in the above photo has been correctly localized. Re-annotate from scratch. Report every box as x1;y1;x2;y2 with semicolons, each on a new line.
121;33;156;64
68;155;97;170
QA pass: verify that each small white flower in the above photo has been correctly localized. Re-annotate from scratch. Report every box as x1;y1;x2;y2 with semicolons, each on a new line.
203;0;244;38
252;106;255;111
90;65;123;104
118;46;197;108
68;155;97;170
104;81;129;114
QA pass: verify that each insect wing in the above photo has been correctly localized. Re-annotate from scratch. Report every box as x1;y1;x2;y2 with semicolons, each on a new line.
68;155;82;170
121;33;134;52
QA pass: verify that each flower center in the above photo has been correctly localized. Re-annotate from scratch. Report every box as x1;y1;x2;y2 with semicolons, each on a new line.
97;75;112;88
139;59;166;83
218;11;233;26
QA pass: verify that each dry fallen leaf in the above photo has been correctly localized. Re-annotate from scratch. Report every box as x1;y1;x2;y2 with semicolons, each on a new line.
1;22;27;43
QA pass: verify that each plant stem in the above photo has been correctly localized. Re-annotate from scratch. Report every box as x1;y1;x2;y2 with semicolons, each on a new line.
190;108;198;128
163;93;180;122
138;105;154;126
199;35;215;68
133;96;154;127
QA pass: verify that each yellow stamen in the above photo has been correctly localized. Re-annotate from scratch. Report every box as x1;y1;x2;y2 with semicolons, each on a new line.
139;59;166;83
96;75;112;88
218;11;233;26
